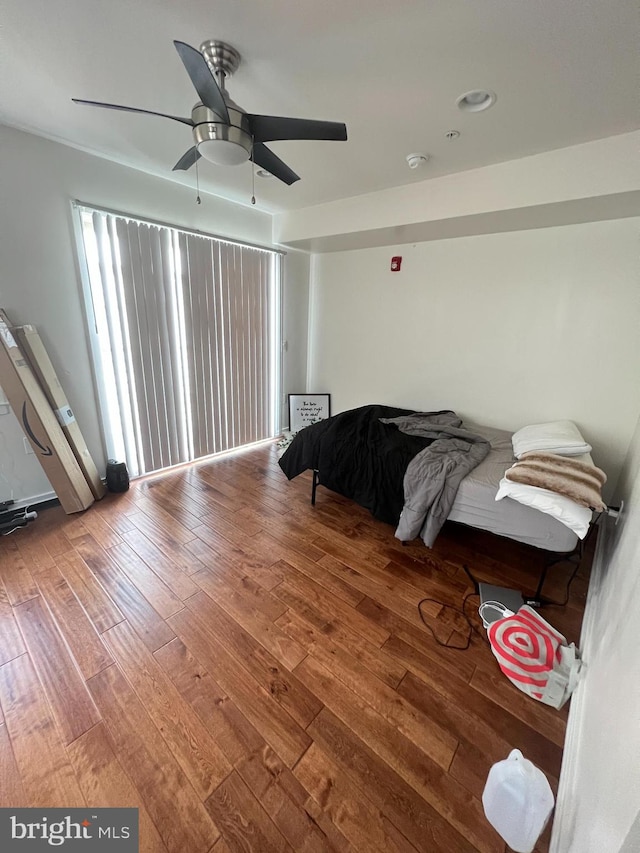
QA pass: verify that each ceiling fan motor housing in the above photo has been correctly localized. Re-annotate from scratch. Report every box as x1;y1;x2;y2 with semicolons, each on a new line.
71;37;346;182
191;103;253;165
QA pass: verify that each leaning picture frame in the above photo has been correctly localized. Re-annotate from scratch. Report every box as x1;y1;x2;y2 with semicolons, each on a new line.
288;393;331;432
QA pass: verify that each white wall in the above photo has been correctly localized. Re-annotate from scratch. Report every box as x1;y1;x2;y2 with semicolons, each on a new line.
275;131;640;251
281;249;310;427
0;124;283;504
308;218;640;496
551;411;640;852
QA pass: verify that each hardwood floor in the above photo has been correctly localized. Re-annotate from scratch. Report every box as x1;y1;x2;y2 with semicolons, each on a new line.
0;442;592;852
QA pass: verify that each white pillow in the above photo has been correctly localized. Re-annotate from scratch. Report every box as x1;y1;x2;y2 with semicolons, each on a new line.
511;420;592;459
495;477;592;538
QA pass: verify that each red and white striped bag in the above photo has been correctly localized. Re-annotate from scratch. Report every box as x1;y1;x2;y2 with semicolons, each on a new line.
484;604;582;709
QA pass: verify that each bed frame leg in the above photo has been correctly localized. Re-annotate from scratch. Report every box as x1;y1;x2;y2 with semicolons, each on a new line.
526;539;585;608
311;469;319;506
527;564;551;608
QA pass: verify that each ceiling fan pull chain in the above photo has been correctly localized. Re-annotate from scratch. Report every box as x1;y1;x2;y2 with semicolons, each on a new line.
250;142;256;205
195;154;201;205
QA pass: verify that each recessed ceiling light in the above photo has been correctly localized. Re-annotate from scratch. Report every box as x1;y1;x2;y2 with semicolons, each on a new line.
445;130;460;140
255;168;274;178
456;89;497;112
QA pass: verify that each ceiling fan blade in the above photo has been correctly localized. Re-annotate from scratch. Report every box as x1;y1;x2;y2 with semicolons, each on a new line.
252;143;300;185
72;99;193;126
248;115;347;143
172;146;202;171
173;41;230;123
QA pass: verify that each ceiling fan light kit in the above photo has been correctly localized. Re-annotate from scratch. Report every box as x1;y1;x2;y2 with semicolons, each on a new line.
191;102;252;166
72;38;348;186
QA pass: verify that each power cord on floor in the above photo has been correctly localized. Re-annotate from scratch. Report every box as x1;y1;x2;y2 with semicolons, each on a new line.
540;557;583;608
417;564;489;651
0;502;38;535
418;534;593;648
537;511;601;607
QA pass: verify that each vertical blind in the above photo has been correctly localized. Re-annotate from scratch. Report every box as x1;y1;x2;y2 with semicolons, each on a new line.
75;205;281;478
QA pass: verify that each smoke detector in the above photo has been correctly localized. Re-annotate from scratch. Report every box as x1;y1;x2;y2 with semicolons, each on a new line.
456;89;497;112
406;153;429;169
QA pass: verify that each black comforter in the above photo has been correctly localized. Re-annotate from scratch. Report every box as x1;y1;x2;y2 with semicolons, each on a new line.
278;404;446;524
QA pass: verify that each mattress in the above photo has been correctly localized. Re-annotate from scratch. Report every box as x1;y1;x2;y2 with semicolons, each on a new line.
448;423;579;553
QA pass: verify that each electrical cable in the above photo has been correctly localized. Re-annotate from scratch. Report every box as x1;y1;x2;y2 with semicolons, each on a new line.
0;506;38;535
416;536;592;649
541;510;602;607
417;563;489;651
541;554;585;608
2;525;29;536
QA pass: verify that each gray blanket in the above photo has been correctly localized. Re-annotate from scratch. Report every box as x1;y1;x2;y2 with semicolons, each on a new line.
380;412;491;547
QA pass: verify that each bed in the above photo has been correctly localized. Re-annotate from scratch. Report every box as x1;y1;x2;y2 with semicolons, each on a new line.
447;422;578;552
278;404;593;555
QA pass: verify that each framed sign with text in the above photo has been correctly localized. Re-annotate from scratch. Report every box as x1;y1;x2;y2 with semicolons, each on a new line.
288;393;331;432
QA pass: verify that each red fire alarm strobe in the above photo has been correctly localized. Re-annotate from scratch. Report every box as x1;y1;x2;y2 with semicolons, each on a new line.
391;256;402;272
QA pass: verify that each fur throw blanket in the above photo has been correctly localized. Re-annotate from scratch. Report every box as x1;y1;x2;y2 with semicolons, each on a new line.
505;451;607;510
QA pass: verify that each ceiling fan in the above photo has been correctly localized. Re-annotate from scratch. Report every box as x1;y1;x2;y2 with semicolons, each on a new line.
73;39;348;185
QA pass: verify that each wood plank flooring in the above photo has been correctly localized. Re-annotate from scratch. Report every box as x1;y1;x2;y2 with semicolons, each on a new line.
0;442;593;852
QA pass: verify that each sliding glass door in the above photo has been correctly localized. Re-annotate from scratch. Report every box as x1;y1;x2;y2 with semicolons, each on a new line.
74;204;281;478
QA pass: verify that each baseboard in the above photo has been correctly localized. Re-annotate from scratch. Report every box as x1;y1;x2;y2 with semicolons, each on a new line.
12;490;59;511
10;478;107;513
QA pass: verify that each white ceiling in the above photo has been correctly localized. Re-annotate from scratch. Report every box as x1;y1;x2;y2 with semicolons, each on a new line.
1;0;638;214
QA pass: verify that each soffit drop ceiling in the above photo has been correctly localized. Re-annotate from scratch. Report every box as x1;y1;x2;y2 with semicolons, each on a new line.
1;0;638;213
